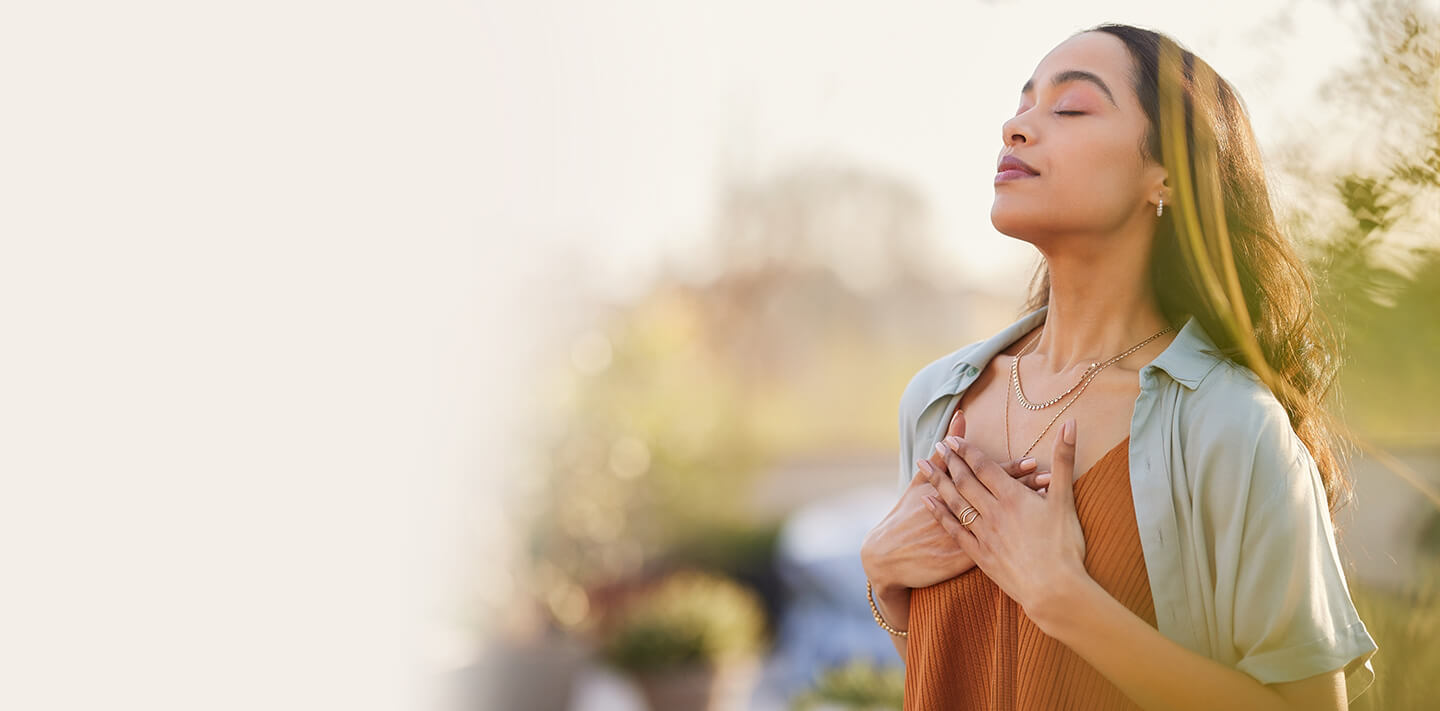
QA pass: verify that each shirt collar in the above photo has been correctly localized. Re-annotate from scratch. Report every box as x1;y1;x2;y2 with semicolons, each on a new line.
946;304;1223;396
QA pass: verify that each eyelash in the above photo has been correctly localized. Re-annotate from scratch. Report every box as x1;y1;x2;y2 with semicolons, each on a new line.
1054;111;1085;116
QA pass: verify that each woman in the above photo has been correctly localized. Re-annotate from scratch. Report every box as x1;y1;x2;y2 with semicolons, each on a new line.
858;23;1379;710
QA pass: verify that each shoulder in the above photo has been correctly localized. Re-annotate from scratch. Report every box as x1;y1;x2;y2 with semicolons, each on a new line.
895;339;982;495
897;338;982;425
1179;359;1291;438
899;305;1049;426
1176;359;1311;506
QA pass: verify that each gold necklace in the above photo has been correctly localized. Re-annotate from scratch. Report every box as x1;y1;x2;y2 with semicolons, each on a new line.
1011;325;1171;410
1009;330;1094;410
1004;324;1174;460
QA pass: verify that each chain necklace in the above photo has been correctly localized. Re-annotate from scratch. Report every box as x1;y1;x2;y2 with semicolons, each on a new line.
1010;330;1093;409
1004;323;1174;460
1010;325;1171;410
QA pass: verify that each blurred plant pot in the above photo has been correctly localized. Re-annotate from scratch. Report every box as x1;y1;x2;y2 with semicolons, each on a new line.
630;656;761;711
461;633;587;711
598;570;770;710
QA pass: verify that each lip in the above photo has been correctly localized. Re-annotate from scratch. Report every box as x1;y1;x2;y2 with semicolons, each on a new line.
995;154;1039;183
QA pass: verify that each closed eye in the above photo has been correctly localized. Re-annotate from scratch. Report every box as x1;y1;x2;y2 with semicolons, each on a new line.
1054;111;1085;116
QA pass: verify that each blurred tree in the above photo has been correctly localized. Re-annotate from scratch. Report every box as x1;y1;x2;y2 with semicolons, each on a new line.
706;158;936;295
1278;0;1440;445
526;288;767;617
523;159;967;634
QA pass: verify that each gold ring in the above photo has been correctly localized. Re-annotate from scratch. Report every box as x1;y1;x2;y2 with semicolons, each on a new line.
959;506;979;527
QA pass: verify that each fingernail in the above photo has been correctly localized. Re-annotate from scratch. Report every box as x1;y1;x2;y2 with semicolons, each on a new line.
919;460;934;475
945;436;960;449
934;442;947;456
1036;473;1051;484
1019;457;1037;471
923;496;936;510
1064;419;1076;445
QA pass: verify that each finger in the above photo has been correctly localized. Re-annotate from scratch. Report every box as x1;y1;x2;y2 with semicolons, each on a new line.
939;437;995;517
921;410;969;475
918;458;938;486
1003;456;1039;479
1049;418;1078;509
948;436;1013;501
919;458;949;496
1016;470;1052;490
927;443;974;519
941;452;1033;480
947;408;967;439
910;459;928;485
924;494;981;553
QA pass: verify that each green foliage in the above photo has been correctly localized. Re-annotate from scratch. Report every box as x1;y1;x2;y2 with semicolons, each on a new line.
789;659;905;711
1285;0;1440;444
1321;245;1440;442
1349;564;1440;709
665;518;783;576
526;288;771;607
597;569;768;673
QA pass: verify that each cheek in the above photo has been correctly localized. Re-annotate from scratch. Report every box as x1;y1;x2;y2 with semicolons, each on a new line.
990;133;1147;234
1053;140;1143;202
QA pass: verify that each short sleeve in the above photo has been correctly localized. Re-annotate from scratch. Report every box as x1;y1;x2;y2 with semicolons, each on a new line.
896;360;935;498
897;387;920;498
1224;409;1378;701
894;339;984;499
898;402;911;498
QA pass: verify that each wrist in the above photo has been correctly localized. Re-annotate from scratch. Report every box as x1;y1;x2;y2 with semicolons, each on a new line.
1027;570;1097;639
867;578;910;637
875;579;910;602
860;548;902;598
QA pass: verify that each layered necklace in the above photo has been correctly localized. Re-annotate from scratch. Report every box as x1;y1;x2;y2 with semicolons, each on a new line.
1004;323;1174;460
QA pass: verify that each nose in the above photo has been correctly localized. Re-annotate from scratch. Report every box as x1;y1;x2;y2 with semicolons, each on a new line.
1001;112;1032;146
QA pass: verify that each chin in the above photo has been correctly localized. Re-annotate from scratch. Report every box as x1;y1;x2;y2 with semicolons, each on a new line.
990;200;1043;242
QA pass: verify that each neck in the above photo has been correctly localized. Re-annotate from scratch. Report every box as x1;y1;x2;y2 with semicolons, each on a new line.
1027;238;1172;377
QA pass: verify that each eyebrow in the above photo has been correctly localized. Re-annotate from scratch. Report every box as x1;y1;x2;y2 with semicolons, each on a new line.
1021;69;1118;108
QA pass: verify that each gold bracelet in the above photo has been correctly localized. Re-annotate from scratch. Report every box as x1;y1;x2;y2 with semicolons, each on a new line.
867;578;908;638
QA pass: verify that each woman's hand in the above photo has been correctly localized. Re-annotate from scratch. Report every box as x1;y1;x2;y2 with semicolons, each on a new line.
921;418;1092;621
861;409;1053;598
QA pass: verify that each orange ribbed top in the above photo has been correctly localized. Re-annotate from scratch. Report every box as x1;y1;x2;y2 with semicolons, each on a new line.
903;436;1156;711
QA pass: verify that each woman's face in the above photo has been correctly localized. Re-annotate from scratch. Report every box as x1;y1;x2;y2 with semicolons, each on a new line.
990;31;1165;242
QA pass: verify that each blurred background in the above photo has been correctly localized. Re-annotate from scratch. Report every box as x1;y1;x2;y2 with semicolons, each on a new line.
466;0;1440;709
2;1;1435;710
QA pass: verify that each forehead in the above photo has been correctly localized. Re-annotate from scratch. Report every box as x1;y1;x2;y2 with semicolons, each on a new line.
1027;31;1134;99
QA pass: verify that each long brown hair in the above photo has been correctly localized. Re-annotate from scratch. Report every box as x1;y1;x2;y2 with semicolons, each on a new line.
1020;23;1356;519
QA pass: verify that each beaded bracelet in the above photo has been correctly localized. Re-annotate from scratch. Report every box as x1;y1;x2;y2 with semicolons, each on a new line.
866;578;908;637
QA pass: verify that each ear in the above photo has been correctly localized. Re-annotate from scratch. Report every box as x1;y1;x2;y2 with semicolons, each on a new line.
1145;165;1170;207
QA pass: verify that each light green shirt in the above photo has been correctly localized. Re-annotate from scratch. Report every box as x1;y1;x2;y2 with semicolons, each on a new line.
897;304;1378;702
